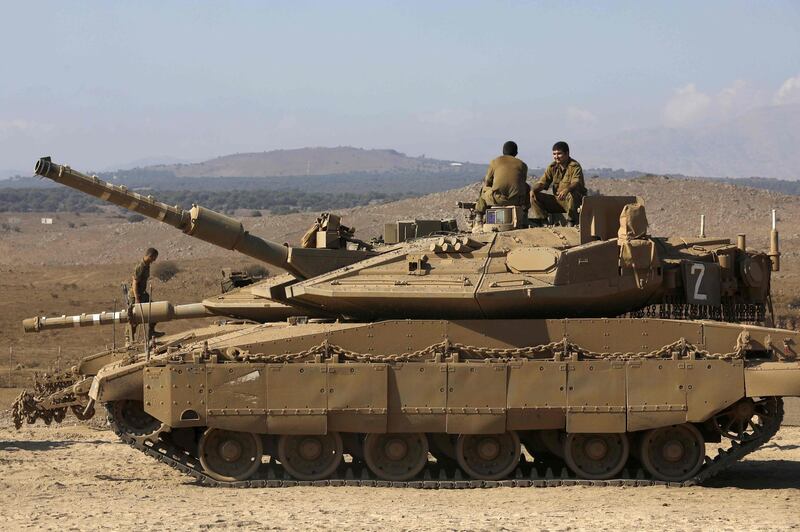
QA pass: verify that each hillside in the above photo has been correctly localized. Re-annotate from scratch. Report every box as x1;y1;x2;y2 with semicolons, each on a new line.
2;175;798;270
143;147;473;178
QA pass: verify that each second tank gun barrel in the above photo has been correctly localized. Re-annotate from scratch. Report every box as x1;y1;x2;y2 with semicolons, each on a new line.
23;302;211;333
34;157;297;276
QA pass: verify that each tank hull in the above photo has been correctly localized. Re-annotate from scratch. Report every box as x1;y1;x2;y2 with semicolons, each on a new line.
86;317;798;485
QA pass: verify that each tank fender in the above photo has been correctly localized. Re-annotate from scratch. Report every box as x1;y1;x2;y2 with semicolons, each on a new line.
745;361;800;397
88;360;147;403
77;348;128;377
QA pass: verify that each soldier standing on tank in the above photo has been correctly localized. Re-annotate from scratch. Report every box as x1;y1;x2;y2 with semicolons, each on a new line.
530;141;587;226
126;247;164;345
474;141;530;230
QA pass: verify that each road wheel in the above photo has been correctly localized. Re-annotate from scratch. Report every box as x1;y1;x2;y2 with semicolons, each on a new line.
640;424;705;482
198;428;263;482
364;433;429;481
564;433;629;480
277;433;343;481
456;432;521;480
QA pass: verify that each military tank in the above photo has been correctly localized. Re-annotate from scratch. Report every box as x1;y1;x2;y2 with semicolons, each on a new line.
13;156;800;488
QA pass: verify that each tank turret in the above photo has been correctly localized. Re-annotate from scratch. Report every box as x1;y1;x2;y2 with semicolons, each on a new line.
281;196;774;321
31;158;776;323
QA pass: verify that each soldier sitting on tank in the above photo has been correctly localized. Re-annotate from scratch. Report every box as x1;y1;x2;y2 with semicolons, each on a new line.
126;247;164;346
530;141;587;227
474;141;530;230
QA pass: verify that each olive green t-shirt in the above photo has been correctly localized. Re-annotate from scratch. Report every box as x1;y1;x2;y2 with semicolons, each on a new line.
537;159;587;195
484;155;528;204
132;260;150;297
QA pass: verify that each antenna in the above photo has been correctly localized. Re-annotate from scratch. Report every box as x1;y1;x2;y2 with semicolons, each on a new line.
112;297;116;352
148;282;155;360
769;208;781;272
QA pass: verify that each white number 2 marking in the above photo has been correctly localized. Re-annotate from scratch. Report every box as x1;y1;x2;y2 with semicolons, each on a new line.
691;263;707;301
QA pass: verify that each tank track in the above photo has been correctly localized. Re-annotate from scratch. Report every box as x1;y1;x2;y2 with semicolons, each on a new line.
107;399;784;489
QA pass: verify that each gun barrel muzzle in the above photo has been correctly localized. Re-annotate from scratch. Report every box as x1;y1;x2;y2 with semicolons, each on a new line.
23;302;211;333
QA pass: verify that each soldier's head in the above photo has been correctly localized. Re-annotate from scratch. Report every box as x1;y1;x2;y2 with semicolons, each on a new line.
144;248;159;264
502;141;518;157
552;141;570;165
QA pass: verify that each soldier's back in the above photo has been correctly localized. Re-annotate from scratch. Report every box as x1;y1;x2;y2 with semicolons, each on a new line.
489;155;527;201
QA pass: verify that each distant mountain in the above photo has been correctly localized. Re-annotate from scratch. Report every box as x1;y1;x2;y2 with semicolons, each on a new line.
581;104;800;179
101;156;197;172
143;147;469;178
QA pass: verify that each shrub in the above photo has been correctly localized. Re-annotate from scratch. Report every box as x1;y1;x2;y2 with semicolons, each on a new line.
250;210;262;217
243;263;269;278
127;214;145;223
152;261;180;282
0;222;21;232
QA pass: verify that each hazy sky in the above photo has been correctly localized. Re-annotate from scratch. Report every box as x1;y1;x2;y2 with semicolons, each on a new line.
1;0;799;173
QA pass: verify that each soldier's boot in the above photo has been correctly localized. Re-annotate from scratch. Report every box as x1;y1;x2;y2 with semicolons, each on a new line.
147;324;165;338
125;323;136;348
561;192;583;226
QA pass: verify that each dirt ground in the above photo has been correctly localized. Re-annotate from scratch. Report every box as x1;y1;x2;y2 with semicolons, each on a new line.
0;414;799;531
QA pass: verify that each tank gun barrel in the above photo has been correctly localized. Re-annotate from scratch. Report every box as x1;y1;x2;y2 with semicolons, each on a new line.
23;302;211;333
34;157;300;276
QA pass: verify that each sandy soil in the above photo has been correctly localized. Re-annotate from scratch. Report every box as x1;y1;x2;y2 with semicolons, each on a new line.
1;415;799;531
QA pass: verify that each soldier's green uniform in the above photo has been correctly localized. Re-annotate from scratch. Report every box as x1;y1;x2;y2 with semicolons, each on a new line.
530;158;586;223
127;259;156;344
475;155;530;214
132;260;151;301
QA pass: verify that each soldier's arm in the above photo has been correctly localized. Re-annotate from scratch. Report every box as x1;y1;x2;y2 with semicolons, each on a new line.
532;167;551;192
483;162;495;187
565;164;585;192
521;163;532;208
132;265;143;302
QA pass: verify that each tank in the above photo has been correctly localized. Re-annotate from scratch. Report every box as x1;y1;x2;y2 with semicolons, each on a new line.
13;156;800;488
